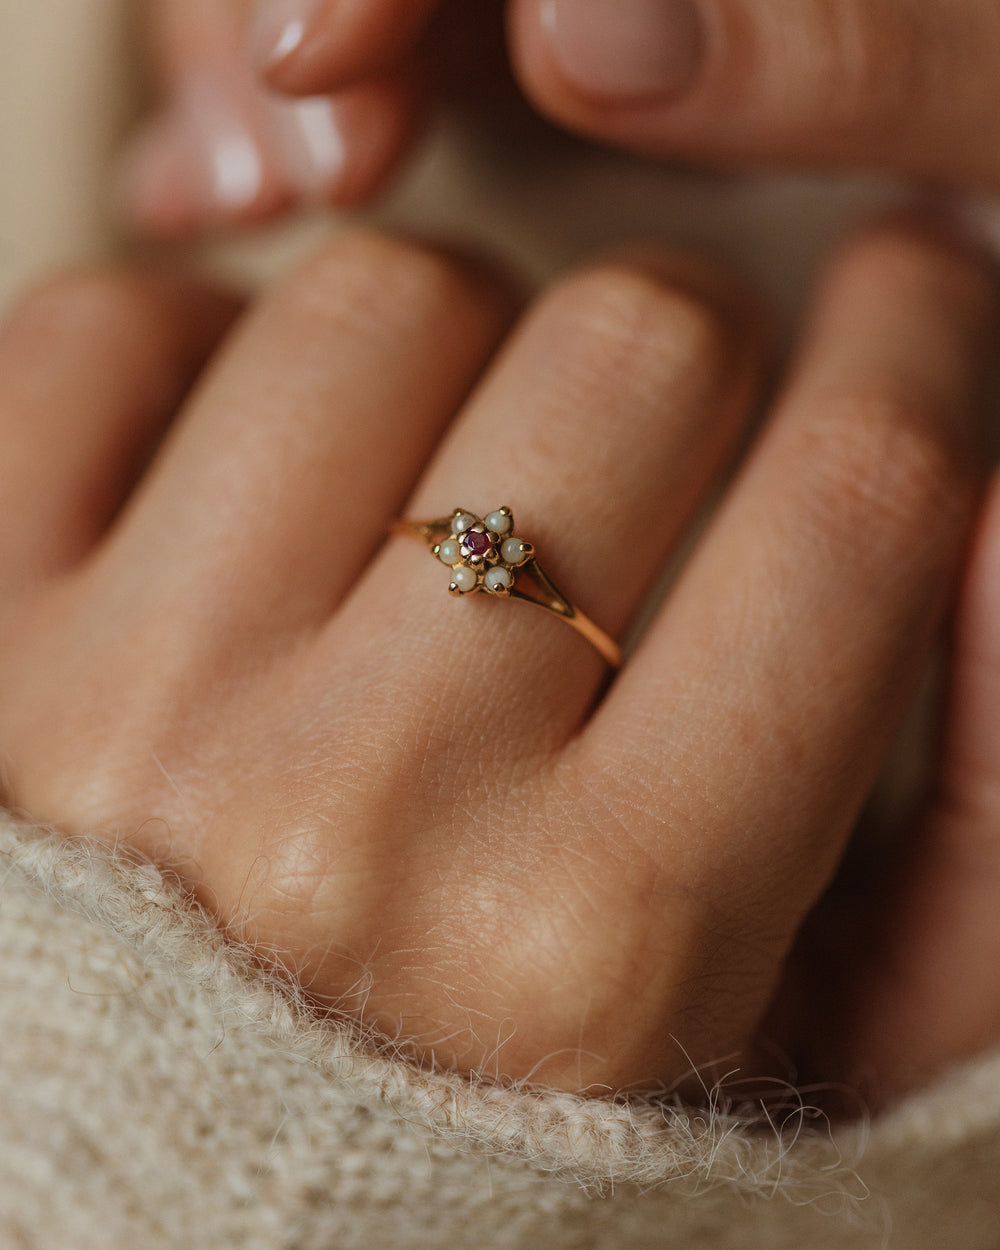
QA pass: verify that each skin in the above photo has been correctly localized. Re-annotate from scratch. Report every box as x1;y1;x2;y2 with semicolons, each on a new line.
120;0;423;233
120;0;1000;232
1;222;998;1099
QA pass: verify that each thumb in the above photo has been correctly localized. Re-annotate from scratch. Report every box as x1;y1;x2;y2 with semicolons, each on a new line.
510;0;1000;191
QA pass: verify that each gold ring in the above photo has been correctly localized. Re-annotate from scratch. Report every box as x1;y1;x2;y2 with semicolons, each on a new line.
393;506;621;668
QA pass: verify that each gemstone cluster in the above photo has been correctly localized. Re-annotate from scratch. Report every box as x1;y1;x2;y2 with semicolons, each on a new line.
432;507;533;596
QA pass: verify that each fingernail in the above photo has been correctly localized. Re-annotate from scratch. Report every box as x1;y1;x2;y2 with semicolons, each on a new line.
251;0;323;72
267;96;345;198
116;114;198;235
541;0;702;100
118;72;268;233
182;73;267;211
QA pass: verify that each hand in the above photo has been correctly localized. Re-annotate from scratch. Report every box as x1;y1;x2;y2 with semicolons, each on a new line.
1;221;997;1100
121;0;1000;234
120;0;427;234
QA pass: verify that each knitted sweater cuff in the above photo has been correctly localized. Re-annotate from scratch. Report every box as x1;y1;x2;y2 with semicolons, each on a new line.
3;811;999;1207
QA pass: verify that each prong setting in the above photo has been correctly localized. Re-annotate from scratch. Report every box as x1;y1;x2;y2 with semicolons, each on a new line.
432;507;531;594
397;503;621;666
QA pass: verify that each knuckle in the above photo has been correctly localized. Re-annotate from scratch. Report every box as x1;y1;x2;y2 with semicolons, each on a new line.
279;231;499;339
538;263;737;404
710;6;949;135
794;386;974;556
1;266;155;350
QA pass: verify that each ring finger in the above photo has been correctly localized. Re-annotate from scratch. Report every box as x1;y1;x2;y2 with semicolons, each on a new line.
335;251;767;760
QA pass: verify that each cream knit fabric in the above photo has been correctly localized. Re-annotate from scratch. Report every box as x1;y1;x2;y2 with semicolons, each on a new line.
3;3;1000;1247
4;811;1000;1249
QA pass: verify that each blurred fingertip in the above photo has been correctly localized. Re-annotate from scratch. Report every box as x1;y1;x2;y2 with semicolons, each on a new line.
826;201;1000;330
250;0;323;77
114;68;296;238
114;117;205;238
117;77;424;238
906;195;1000;271
308;73;427;207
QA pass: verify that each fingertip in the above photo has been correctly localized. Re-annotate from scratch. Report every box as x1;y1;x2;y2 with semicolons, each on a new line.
876;203;1000;310
255;0;441;96
818;211;1000;361
595;243;771;339
249;0;318;76
307;69;427;208
508;0;704;146
115;116;203;239
116;127;292;239
512;0;1000;187
115;76;293;239
260;69;426;212
117;69;424;237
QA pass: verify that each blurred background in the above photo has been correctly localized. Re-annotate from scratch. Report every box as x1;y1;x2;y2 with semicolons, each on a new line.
0;0;903;330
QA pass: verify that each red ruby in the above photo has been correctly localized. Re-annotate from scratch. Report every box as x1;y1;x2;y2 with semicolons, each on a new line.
464;530;493;557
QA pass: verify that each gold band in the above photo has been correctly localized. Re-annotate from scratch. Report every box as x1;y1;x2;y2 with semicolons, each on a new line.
393;506;621;669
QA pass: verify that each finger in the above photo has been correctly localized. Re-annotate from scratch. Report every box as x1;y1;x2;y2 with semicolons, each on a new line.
119;0;422;235
252;0;442;93
510;0;1000;190
586;220;999;955
0;268;239;590
337;251;765;762
838;469;1000;1096
96;234;517;637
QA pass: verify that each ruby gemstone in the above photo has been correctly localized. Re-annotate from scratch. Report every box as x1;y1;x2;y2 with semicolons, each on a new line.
464;530;493;557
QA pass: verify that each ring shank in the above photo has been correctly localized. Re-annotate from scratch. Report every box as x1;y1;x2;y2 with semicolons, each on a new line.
510;557;621;668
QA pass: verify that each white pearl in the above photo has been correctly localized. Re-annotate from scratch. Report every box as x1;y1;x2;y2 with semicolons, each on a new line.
451;565;477;593
485;510;512;535
484;566;513;591
451;512;476;535
437;538;462;565
501;537;529;565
